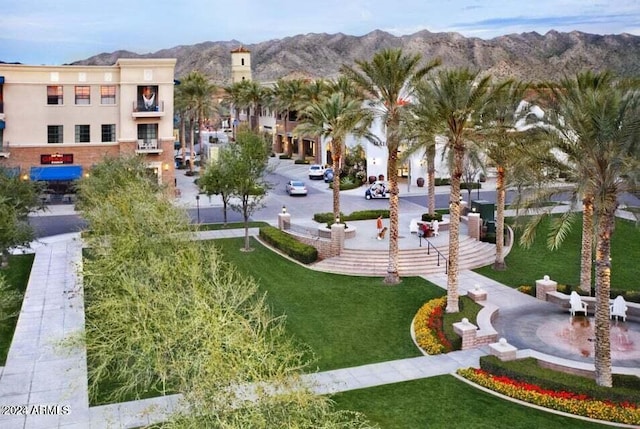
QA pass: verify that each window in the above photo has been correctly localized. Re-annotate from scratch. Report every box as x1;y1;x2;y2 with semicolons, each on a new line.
137;123;158;144
241;58;245;66
101;124;115;142
75;86;90;105
75;125;90;143
48;125;63;143
47;86;63;105
100;85;116;104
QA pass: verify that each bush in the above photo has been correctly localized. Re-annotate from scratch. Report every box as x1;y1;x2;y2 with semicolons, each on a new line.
421;213;443;222
294;159;310;165
279;154;291;160
434;178;450;186
478;355;640;407
258;226;318;264
313;210;389;224
461;182;481;190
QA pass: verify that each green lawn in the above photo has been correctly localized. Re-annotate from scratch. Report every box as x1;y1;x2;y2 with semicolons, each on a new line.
214;237;444;371
332;376;610;429
475;216;640;291
0;254;35;365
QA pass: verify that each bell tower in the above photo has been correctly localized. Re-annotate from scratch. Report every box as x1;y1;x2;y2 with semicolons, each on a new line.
230;46;252;83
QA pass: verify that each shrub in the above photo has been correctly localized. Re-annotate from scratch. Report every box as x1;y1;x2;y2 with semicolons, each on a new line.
279;154;291;160
461;182;481;190
517;285;534;297
421;213;443;222
313;210;389;223
294;159;310;165
434;178;450;186
258;226;318;264
458;365;640;425
328;178;361;191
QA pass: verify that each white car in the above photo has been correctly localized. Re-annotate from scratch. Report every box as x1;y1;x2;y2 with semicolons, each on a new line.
285;180;308;196
175;150;200;166
308;164;325;180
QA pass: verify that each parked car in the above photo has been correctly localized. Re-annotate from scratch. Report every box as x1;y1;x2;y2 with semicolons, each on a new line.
364;181;390;199
308;164;325;180
323;168;334;182
285;180;308;196
175;150;200;166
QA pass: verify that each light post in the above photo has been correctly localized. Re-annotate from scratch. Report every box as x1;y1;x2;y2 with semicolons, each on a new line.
195;195;200;223
477;179;481;200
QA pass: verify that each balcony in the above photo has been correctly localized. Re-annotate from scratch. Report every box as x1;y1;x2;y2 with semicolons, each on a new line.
132;100;165;118
135;139;163;155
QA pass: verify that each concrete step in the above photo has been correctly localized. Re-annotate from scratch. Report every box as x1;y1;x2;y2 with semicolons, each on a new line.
313;237;497;276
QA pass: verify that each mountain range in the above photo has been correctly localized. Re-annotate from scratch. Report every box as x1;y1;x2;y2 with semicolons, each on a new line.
71;29;640;84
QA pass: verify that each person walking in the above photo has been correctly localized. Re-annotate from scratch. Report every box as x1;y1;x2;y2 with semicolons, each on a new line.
376;215;383;240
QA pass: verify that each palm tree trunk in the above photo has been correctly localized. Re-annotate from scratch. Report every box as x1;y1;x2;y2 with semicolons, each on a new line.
580;195;594;293
189;120;195;174
427;144;436;216
180;119;186;167
446;143;464;313
493;165;506;270
331;141;342;221
384;141;400;285
594;207;614;387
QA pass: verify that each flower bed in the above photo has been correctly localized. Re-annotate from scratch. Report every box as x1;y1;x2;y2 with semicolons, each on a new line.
457;368;640;426
413;297;452;355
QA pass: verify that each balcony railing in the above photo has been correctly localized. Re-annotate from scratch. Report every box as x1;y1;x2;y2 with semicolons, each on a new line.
132;100;165;117
135;139;162;154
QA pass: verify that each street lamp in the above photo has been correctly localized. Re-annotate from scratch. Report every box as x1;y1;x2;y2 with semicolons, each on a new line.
477;179;481;199
195;195;200;223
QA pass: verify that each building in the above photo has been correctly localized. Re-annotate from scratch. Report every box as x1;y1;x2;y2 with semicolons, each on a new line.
0;58;177;196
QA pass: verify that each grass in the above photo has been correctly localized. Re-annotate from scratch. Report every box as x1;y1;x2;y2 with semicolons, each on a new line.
0;254;35;365
475;215;640;291
214;237;444;371
331;376;610;429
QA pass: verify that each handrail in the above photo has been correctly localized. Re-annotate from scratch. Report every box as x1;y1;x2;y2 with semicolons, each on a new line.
419;235;448;274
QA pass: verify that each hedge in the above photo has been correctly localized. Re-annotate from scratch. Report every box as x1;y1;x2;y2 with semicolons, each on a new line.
258;226;318;264
313;210;389;224
479;355;640;405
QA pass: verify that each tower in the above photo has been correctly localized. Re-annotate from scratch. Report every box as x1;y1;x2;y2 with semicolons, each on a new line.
230;46;252;83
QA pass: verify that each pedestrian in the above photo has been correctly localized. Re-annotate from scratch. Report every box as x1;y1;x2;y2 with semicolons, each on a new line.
376;215;383;237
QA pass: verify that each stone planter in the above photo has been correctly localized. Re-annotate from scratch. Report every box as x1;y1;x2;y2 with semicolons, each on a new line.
318;224;356;239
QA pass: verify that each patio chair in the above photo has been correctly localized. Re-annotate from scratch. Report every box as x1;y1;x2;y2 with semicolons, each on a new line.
610;295;628;322
569;291;588;316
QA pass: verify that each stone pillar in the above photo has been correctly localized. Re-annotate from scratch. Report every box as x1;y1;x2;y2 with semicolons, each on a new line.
489;338;517;361
330;223;346;257
535;274;558;301
278;211;291;230
467;213;481;240
467;283;487;302
453;318;478;350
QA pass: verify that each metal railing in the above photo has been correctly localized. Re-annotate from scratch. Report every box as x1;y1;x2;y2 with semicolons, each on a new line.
420;236;448;274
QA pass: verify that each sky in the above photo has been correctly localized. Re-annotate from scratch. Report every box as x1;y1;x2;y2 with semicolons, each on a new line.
1;0;640;65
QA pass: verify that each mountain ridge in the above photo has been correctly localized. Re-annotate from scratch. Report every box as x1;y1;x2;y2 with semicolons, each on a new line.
68;29;640;84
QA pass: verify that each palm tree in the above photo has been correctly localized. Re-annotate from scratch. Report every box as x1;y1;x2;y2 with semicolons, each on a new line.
341;49;440;284
223;81;250;139
421;68;494;312
538;72;640;387
239;80;267;132
175;71;216;172
481;79;537;270
272;79;306;158
295;91;374;221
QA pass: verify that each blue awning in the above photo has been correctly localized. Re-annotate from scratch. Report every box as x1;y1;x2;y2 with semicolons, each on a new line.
30;165;83;181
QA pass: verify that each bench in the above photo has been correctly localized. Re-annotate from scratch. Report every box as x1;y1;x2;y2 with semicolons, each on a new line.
545;291;640;321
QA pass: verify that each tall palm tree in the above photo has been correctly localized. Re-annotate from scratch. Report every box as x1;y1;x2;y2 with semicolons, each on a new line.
223;81;250;139
272;79;306;158
175;71;216;172
481;79;537;270
341;49;440;284
421;68;494;312
295;91;374;221
539;72;640;387
239;80;267;132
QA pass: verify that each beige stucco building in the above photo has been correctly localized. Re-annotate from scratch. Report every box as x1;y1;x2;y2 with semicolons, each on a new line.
0;58;177;194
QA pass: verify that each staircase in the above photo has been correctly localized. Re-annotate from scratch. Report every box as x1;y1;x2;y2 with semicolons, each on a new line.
312;236;497;276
